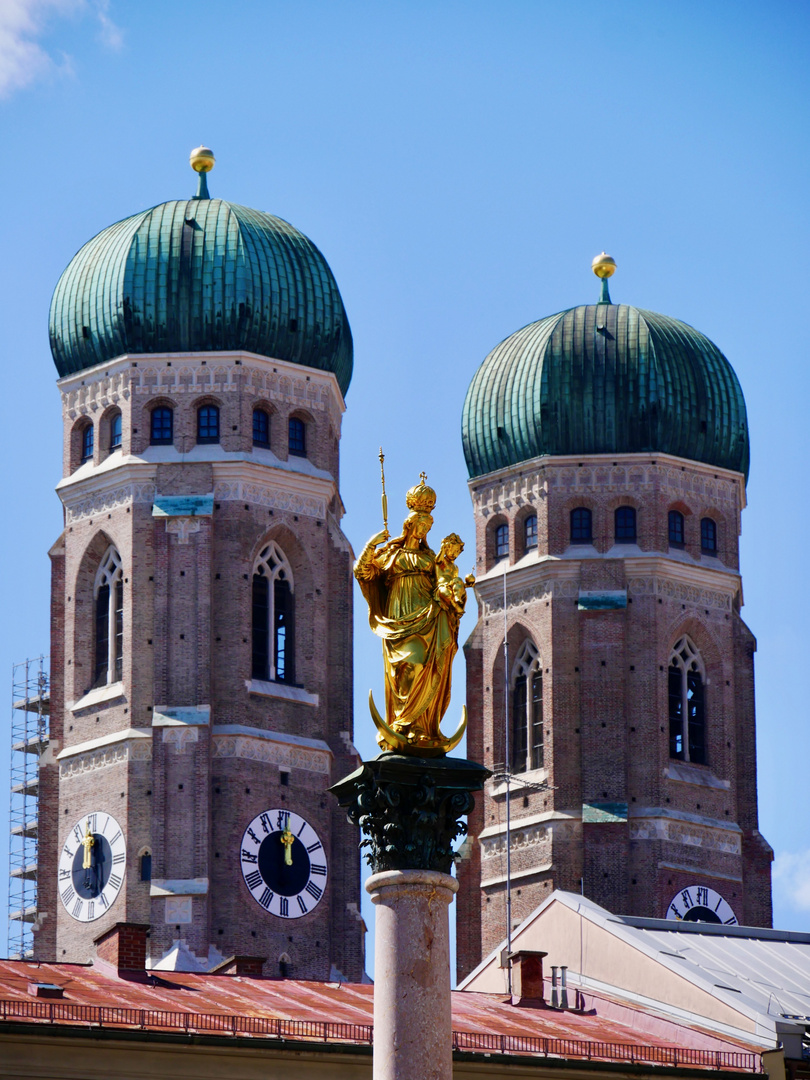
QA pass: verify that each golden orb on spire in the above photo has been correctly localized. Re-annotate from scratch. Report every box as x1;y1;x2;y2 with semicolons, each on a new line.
592;252;616;279
189;146;215;173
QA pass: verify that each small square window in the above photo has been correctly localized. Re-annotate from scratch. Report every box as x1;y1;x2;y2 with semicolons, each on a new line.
253;408;270;447
110;412;122;451
668;510;685;546
288;417;306;457
151;407;173;445
198;405;220;444
615;506;636;542
495;523;509;559
701;517;717;554
81;424;94;462
570;507;592;543
524;514;538;551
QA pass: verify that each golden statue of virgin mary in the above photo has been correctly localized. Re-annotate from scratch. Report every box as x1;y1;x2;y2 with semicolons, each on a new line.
354;475;474;756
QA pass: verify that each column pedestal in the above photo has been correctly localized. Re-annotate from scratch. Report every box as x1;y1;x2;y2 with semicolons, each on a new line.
366;869;458;1080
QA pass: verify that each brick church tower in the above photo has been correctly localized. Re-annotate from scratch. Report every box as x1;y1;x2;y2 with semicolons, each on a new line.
33;148;365;979
456;255;773;979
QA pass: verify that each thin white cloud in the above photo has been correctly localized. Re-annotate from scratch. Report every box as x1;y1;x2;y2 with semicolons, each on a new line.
773;849;810;912
95;0;123;51
0;0;123;100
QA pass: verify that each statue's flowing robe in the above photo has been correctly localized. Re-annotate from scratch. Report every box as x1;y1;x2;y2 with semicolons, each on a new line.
355;541;457;743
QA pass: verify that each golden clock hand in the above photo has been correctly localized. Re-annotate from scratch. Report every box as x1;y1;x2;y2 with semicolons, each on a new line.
81;819;95;870
280;826;295;866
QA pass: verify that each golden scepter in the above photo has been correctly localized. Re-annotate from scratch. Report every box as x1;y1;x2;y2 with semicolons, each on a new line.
379;447;388;532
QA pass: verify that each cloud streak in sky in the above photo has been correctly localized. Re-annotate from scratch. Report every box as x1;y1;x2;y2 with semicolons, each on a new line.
773;849;810;913
0;0;123;100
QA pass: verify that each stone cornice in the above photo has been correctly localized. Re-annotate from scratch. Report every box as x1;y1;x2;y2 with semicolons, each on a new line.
57;349;345;428
470;451;746;514
56;457;338;524
476;553;740;614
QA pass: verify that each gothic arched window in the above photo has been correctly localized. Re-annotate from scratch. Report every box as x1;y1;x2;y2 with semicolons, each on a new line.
197;404;220;444
571;507;592;543
252;542;295;684
669;636;706;765
615;505;637;542
253;407;270;447
669;510;685;547
524;514;538;551
511;641;543;773
495;523;509;560
701;517;717;554
94;547;123;687
109;411;122;452
288;416;306;457
81;422;94;463
150;406;173;445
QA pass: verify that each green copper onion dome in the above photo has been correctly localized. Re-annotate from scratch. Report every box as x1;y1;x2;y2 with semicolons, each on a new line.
49;148;353;395
462;256;749;480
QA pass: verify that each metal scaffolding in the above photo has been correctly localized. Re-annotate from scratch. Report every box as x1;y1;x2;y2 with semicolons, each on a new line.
8;656;49;961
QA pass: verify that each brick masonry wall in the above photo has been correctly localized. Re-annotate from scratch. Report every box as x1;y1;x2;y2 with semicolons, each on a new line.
457;452;772;980
38;353;365;981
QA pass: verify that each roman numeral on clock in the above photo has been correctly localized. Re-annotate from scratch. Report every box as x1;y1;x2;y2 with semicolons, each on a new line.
279;897;289;917
306;841;322;853
311;863;326;876
258;888;274;910
72;898;83;919
305;881;323;901
297;896;308;914
244;870;263;890
109;873;122;890
61;886;75;907
113;853;126;865
241;849;258;864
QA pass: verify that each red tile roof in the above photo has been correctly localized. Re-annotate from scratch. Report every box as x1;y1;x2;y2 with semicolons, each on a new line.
0;959;764;1072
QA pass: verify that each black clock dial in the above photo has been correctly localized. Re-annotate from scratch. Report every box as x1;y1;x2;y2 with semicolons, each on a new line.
240;809;328;919
72;834;113;899
258;833;310;897
58;812;126;922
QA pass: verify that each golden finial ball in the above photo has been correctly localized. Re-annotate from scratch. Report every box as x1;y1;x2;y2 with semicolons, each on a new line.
189;146;215;173
592;252;616;279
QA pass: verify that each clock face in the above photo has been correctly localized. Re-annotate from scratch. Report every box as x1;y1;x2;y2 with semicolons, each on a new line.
58;812;126;922
667;884;737;925
240;809;328;920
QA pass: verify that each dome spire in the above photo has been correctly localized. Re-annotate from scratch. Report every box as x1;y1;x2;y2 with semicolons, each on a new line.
592;251;616;304
189;145;215;200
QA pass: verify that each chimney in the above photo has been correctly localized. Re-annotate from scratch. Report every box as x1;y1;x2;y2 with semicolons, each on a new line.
510;950;547;1005
210;955;267;977
560;965;569;1009
93;922;149;974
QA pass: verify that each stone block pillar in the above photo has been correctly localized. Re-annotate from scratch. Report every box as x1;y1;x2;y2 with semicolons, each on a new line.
367;870;458;1080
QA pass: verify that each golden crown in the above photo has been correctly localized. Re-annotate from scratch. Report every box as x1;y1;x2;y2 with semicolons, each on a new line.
405;473;437;514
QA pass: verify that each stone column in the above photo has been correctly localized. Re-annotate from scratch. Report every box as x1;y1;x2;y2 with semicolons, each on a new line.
332;752;489;1080
367;869;458;1080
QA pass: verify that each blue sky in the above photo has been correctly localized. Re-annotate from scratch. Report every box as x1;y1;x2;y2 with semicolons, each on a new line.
1;1;808;964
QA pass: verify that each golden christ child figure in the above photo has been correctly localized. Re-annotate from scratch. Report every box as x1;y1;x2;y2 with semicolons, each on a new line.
354;474;474;756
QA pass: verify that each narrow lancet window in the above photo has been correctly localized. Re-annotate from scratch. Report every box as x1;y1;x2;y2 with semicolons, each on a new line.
94;546;124;687
668;636;706;764
511;641;543;773
252;541;295;684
